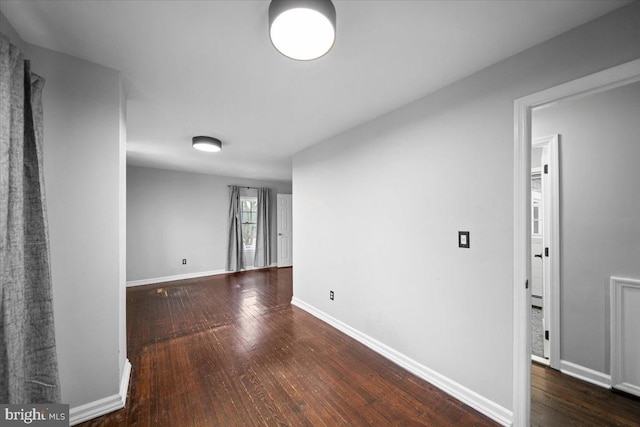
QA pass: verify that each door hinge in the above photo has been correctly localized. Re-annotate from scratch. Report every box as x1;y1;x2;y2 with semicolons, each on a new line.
545;330;549;340
545;247;549;257
544;164;548;174
525;279;529;289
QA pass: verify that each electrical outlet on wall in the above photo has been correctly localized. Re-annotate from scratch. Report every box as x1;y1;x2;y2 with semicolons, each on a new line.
330;290;334;300
182;259;187;265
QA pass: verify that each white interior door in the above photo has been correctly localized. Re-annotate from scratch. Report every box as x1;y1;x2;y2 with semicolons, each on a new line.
531;169;544;307
533;134;560;368
531;236;544;304
540;144;551;360
277;194;292;267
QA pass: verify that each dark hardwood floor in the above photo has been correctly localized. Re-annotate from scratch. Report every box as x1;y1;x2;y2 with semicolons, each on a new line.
77;268;639;426
79;268;496;426
531;362;639;426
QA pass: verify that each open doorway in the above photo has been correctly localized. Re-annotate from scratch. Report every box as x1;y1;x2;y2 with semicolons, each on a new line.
530;167;544;359
530;135;560;369
512;58;640;425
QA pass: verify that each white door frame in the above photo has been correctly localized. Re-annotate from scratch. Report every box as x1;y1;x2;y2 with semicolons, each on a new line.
529;168;543;316
531;135;560;368
512;58;640;427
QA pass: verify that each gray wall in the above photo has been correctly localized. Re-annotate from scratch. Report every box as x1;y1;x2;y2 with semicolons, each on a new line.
1;12;127;408
0;11;25;50
533;81;640;375
292;3;640;414
127;166;292;282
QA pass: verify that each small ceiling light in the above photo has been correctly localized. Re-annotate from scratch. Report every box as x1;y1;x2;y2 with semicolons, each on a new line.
269;0;336;61
192;136;222;153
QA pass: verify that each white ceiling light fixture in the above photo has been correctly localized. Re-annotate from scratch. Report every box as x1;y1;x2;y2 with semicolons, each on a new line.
192;136;222;153
269;0;336;61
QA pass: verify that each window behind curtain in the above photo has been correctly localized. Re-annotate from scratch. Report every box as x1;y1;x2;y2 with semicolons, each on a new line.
241;196;258;250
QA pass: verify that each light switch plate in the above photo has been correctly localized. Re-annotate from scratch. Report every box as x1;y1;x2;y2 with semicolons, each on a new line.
458;231;470;248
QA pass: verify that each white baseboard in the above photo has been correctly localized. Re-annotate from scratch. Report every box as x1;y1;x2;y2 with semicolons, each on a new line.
127;269;227;287
560;360;611;389
126;263;278;287
247;262;279;271
612;382;640;397
291;297;513;426
69;358;132;426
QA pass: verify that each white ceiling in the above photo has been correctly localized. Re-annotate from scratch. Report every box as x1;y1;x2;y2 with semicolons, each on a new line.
1;0;629;181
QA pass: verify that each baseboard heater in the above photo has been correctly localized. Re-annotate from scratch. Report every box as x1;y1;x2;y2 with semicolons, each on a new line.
610;276;640;397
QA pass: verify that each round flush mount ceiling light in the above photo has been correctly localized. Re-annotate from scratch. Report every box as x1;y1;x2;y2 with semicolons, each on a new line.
269;0;336;61
192;136;222;153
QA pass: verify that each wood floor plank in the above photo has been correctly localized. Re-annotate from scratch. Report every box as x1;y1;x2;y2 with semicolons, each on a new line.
531;363;640;426
77;267;637;426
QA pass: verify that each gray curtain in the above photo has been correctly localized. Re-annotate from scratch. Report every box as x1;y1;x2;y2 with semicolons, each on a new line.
1;35;61;403
254;188;271;267
226;186;244;271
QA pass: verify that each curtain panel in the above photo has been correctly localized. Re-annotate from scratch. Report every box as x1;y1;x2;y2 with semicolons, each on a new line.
226;186;244;272
0;34;61;403
254;188;271;267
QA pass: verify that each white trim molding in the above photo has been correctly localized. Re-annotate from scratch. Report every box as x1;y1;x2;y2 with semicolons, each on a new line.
560;360;611;389
610;276;640;397
126;269;227;287
126;263;278;287
513;92;532;427
69;358;132;426
292;297;513;426
512;58;640;427
532;134;561;370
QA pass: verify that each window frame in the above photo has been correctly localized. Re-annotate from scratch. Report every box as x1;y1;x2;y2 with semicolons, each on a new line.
240;196;258;251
